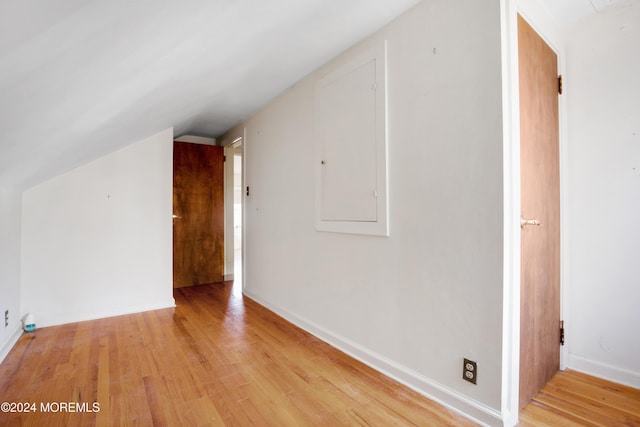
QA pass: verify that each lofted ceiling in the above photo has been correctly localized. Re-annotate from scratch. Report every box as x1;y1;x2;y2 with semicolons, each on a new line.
537;0;623;24
0;0;619;189
0;0;422;189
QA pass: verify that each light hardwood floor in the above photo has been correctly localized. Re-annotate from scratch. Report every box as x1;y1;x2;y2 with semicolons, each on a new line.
519;370;640;426
1;281;638;426
0;282;474;426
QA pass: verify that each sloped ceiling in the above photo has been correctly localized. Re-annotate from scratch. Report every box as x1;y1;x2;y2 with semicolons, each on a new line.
0;0;620;189
0;0;421;189
537;0;623;24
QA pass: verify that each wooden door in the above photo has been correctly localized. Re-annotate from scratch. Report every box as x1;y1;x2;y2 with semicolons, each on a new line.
518;15;561;408
173;141;224;288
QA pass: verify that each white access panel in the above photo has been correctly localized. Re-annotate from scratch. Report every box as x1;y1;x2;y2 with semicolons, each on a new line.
315;41;388;236
319;59;377;222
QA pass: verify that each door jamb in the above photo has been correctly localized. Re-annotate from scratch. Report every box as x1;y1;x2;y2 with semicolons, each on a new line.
223;136;244;283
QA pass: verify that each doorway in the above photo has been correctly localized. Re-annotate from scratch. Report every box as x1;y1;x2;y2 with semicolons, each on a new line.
518;14;562;409
224;138;243;296
233;147;243;292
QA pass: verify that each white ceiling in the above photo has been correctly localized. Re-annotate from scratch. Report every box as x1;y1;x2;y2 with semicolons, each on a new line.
0;0;617;189
0;0;422;188
537;0;622;24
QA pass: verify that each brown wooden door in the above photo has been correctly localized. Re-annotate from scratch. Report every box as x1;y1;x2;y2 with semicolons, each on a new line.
518;15;561;409
173;141;224;288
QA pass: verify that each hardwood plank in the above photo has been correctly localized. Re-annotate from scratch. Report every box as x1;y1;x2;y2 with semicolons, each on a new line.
3;282;637;426
96;335;110;427
519;400;592;427
519;370;640;426
0;281;476;426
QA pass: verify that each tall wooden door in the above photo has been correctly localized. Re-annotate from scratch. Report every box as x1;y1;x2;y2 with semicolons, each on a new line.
518;15;561;409
173;141;224;288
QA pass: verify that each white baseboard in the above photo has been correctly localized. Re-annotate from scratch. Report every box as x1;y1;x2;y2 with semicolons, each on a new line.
224;274;234;281
0;325;23;364
243;289;507;427
34;298;177;329
569;354;640;389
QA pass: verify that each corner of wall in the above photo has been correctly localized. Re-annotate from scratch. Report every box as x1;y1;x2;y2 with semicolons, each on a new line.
20;128;174;328
500;0;522;419
0;187;23;364
0;326;23;365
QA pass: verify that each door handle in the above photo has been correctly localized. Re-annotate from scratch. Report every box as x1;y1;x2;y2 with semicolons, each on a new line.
173;214;182;219
520;217;541;228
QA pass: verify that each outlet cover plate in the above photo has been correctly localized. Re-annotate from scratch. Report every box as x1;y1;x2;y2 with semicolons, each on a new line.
463;358;477;384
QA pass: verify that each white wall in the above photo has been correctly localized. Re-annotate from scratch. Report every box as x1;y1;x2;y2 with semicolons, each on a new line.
21;128;175;327
565;0;640;387
0;187;23;362
229;0;506;424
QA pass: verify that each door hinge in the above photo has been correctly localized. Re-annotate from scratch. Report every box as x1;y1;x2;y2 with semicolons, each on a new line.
246;186;250;197
558;75;563;95
560;320;565;346
224;155;226;162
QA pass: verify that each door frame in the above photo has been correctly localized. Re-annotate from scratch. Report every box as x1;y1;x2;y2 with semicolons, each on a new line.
500;0;569;423
223;136;245;284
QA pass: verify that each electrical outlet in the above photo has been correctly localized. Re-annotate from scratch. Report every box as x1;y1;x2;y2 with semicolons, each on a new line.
4;310;8;327
463;358;477;384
